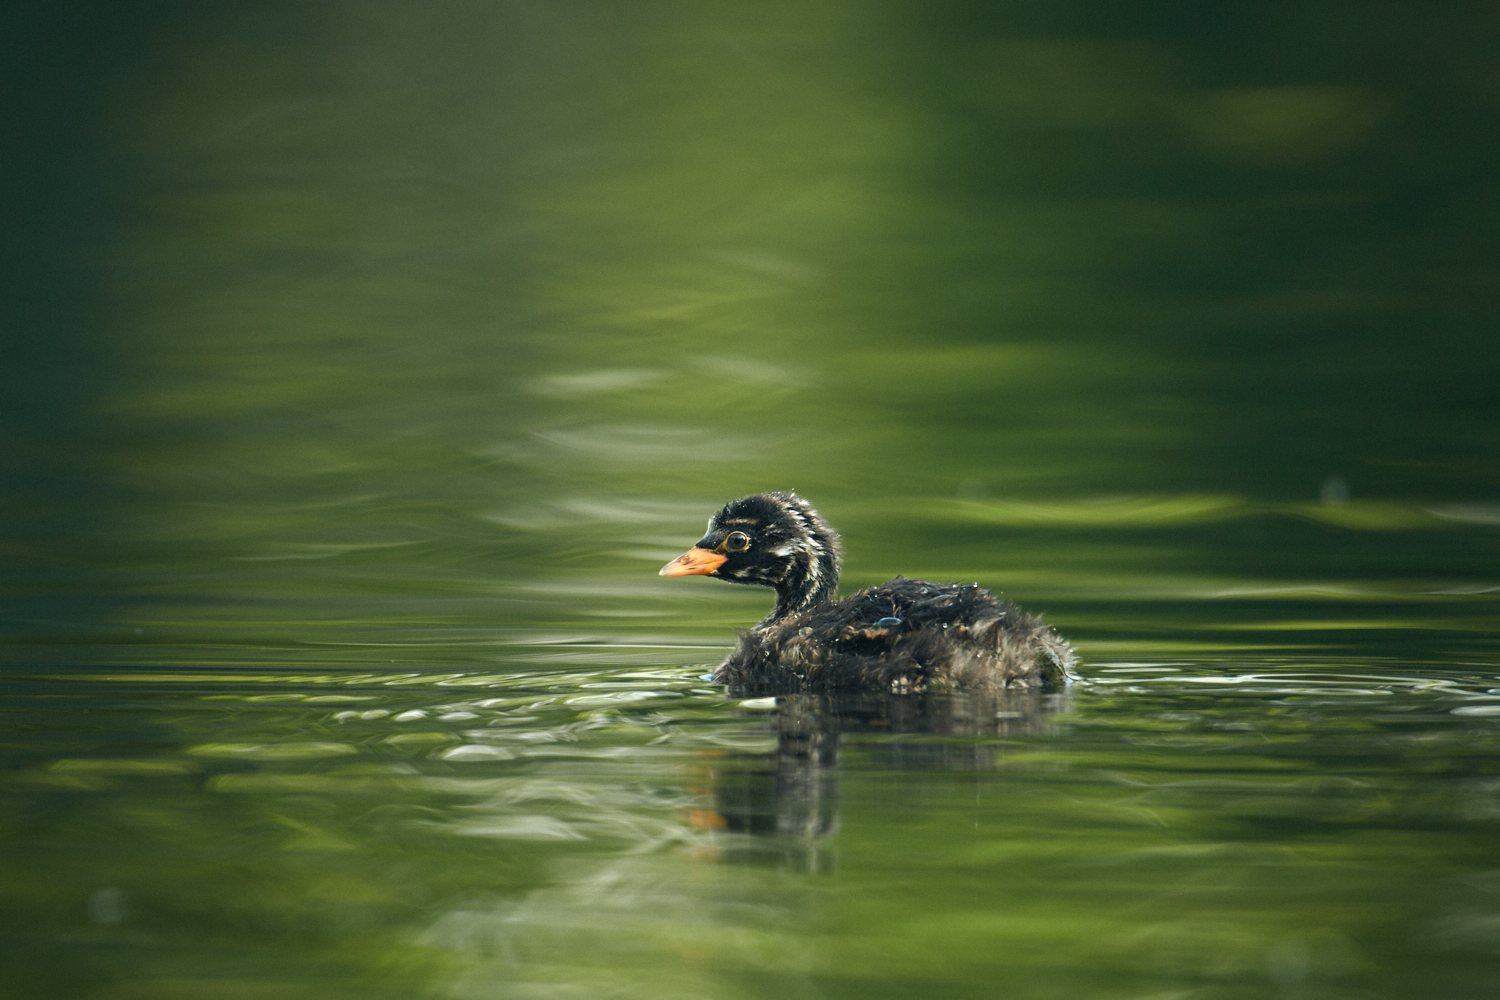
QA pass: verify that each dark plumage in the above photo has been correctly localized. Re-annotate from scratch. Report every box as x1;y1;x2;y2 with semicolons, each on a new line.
661;492;1074;694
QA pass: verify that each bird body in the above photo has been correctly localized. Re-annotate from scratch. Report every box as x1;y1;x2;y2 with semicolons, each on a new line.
661;492;1074;694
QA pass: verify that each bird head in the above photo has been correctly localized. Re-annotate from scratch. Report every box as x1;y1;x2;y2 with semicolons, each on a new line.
660;492;842;612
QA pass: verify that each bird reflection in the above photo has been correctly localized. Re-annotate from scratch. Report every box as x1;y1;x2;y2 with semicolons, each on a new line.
699;689;1066;870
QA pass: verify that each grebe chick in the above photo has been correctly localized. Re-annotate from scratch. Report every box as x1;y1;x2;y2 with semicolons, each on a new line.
661;492;1074;694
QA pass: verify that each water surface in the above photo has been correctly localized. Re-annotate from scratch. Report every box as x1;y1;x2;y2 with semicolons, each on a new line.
4;3;1500;998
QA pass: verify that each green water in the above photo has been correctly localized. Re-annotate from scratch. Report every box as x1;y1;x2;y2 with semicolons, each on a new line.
4;3;1500;998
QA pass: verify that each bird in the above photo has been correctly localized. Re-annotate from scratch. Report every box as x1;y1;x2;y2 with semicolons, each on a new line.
660;491;1074;694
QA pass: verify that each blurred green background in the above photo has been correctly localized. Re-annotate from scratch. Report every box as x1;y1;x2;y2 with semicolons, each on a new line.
5;0;1498;645
5;5;1500;1000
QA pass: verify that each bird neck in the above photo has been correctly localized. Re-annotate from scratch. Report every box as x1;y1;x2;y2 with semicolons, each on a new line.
764;549;840;626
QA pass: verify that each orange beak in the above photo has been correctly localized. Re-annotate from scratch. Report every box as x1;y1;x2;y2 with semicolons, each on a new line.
660;547;727;577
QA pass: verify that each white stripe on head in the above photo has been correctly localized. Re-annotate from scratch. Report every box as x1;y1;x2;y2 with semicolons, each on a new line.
772;493;824;557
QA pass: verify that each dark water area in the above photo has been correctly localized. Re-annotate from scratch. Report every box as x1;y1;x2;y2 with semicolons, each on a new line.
4;2;1500;998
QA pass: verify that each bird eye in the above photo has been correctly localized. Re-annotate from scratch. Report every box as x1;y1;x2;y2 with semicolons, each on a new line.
725;531;751;553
